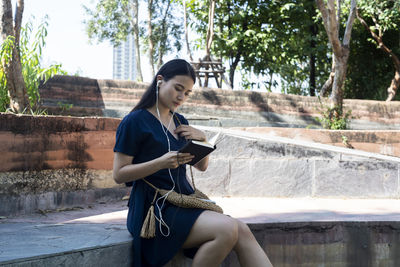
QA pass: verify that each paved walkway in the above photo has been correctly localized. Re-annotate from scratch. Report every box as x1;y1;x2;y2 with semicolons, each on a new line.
2;197;400;264
3;197;400;225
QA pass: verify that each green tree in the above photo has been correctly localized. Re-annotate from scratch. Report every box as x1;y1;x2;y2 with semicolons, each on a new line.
84;0;143;81
344;19;398;100
0;0;28;112
1;16;66;112
85;0;184;79
356;0;400;101
150;0;184;71
189;0;330;94
315;0;357;131
0;16;66;112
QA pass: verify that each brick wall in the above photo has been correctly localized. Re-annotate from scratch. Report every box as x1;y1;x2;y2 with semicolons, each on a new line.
1;113;400;215
0;113;126;215
0;113;119;172
38;75;400;129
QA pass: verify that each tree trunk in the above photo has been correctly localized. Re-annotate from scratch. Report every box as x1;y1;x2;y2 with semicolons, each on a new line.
387;67;400;101
309;0;317;96
131;0;143;82
310;53;316;96
183;0;193;62
332;52;349;109
356;10;400;101
157;0;171;69
316;0;356;109
205;0;215;58
0;0;28;112
320;57;335;97
229;51;240;88
147;0;155;77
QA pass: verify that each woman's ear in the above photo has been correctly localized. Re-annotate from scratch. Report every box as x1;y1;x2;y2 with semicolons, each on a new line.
156;75;164;86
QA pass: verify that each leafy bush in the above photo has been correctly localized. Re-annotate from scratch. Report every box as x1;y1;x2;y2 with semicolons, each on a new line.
316;98;352;130
0;16;67;113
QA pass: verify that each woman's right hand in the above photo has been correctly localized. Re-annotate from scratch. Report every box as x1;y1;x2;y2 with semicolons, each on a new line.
158;151;194;169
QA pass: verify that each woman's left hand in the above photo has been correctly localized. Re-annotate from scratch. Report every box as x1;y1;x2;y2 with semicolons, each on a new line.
175;125;206;141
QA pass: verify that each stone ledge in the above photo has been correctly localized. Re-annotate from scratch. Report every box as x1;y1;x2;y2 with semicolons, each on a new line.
3;198;400;266
0;223;133;267
0;187;130;216
38;75;400;129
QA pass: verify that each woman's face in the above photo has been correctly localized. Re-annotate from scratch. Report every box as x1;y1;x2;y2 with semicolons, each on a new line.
158;75;194;112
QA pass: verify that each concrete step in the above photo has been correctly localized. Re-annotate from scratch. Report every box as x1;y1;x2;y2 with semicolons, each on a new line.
2;198;400;266
0;223;133;267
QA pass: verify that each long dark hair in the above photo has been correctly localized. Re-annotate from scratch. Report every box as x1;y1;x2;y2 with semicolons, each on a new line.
132;59;196;112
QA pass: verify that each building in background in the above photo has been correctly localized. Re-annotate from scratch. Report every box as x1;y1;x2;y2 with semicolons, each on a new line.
113;34;136;80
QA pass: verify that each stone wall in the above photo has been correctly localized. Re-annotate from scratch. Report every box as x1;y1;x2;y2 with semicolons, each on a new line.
38;75;400;129
193;127;400;199
2;113;400;216
226;221;400;266
168;221;400;266
235;127;400;158
0;113;127;216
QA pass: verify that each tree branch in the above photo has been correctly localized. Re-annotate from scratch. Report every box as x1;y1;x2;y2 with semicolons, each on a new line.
183;0;193;62
342;0;356;47
205;0;215;58
316;0;342;57
157;0;171;69
129;0;143;81
356;9;391;54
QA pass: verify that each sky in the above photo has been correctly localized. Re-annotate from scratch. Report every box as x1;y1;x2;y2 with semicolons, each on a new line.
23;0;114;80
21;0;193;83
19;1;271;90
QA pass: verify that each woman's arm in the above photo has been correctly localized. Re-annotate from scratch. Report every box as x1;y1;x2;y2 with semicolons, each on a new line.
113;151;194;184
194;154;209;172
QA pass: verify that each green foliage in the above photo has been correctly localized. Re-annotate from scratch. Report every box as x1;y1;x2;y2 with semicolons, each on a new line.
0;16;67;112
83;0;132;46
21;18;67;109
57;101;73;114
345;0;400;100
316;98;352;130
84;0;184;70
345;26;398;100
358;0;400;34
0;36;14;111
143;0;184;67
188;0;330;93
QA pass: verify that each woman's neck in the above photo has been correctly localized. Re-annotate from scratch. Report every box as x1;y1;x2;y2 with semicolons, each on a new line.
148;105;171;121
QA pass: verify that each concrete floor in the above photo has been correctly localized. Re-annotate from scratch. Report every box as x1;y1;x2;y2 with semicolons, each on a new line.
2;197;400;265
3;197;400;225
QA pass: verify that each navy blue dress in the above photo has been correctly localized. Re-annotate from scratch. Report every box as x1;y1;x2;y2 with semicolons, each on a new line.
114;109;204;266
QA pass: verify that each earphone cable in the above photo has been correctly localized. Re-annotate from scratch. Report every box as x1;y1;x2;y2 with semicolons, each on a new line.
154;83;177;237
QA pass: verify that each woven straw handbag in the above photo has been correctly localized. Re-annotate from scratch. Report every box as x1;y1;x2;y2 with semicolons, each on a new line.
140;166;223;239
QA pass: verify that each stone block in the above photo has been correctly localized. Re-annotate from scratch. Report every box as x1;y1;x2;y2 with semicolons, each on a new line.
190;159;230;196
0;187;129;216
314;160;399;198
229;158;312;197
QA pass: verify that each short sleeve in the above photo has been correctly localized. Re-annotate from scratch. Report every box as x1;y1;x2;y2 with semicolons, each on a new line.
113;114;141;157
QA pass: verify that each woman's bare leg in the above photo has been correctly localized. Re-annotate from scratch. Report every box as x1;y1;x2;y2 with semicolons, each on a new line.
234;220;273;267
182;211;239;267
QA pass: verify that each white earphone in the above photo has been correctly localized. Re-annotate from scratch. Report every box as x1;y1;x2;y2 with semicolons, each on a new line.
154;77;176;237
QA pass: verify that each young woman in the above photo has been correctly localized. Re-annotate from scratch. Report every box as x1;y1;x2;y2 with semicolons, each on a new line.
113;59;273;267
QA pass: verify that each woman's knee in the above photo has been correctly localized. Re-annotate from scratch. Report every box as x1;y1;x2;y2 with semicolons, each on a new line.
216;217;239;246
237;219;254;240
